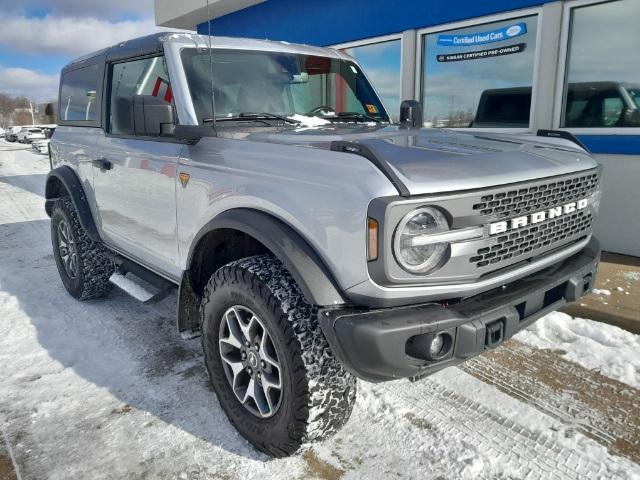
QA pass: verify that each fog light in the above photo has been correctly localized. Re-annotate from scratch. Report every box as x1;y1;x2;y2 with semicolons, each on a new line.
430;334;445;358
406;331;453;361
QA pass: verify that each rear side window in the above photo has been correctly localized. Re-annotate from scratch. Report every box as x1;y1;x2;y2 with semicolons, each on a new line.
60;64;100;122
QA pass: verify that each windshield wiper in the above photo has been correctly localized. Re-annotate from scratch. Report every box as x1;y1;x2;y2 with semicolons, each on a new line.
212;113;301;125
322;112;382;123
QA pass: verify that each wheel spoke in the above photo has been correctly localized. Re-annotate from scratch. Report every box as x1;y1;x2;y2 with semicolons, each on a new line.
261;371;281;390
253;379;271;416
220;320;241;347
260;334;280;372
220;353;244;391
260;382;273;413
241;378;256;404
238;314;257;343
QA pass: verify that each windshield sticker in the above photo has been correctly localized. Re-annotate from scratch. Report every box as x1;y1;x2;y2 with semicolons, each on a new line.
437;22;527;47
366;104;379;114
437;43;526;63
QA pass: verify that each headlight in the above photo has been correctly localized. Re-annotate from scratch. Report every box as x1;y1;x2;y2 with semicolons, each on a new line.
393;207;449;274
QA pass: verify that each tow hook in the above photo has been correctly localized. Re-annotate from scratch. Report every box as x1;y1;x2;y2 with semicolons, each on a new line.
485;320;505;349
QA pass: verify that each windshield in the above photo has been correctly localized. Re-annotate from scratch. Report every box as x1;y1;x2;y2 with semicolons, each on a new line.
181;48;390;125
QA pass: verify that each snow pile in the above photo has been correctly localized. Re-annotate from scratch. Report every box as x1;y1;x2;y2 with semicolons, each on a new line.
516;312;640;388
591;288;611;295
288;114;331;127
623;271;640;282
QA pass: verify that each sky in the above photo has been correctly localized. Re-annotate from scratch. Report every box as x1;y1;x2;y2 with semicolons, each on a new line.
0;0;171;101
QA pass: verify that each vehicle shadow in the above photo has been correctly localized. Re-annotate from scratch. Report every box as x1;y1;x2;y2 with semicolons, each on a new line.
0;218;267;463
0;174;47;197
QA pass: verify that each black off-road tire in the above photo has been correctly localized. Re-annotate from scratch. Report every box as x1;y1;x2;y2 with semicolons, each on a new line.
200;254;357;457
51;197;114;300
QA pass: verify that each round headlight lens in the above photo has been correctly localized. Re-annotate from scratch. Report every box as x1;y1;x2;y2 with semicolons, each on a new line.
393;207;449;274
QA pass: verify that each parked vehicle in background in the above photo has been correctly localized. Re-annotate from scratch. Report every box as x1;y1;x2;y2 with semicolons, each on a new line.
18;127;46;144
471;82;640;128
47;32;602;458
0;127;5;138
5;126;24;143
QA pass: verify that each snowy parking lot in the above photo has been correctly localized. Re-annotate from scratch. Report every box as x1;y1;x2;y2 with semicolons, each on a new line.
1;141;639;480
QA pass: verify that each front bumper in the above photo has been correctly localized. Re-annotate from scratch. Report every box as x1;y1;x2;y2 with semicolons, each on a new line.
318;237;600;382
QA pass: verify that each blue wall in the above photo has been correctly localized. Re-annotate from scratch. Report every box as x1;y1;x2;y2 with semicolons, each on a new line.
198;0;553;46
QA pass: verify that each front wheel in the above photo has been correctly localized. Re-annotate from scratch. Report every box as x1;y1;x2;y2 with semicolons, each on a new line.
200;255;356;457
51;197;114;300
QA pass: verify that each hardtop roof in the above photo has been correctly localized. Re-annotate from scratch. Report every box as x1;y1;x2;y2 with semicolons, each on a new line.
61;32;347;73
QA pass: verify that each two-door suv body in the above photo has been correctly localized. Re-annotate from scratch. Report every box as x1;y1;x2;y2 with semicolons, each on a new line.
46;33;602;456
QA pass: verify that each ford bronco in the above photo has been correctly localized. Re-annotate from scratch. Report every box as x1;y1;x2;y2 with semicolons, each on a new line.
46;33;601;457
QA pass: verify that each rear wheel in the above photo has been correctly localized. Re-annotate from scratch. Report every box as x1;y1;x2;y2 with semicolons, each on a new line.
200;255;356;457
51;197;114;300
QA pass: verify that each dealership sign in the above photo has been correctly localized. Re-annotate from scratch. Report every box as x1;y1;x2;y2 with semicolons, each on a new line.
437;43;526;62
437;22;527;47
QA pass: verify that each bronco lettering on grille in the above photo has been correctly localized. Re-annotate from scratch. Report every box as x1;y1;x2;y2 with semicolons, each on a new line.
489;198;588;235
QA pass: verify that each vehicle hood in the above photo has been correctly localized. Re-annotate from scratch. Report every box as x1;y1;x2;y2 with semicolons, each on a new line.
244;126;599;195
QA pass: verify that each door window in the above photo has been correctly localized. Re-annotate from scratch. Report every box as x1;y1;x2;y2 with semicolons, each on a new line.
109;56;172;135
421;16;539;128
562;0;640;128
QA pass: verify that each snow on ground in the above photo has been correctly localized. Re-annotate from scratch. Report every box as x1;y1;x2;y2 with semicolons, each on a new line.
624;271;640;282
516;311;640;389
592;288;612;295
1;141;639;480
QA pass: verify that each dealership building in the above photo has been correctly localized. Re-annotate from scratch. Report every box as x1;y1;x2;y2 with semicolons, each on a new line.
155;0;639;256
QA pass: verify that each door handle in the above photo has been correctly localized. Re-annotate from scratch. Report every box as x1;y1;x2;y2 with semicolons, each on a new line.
93;158;112;171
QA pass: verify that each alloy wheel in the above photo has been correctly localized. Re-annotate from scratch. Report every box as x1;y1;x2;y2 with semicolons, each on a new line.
57;219;78;280
218;305;283;418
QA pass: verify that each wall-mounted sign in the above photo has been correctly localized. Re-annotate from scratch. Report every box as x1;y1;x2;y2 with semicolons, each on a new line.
436;43;526;62
437;22;527;47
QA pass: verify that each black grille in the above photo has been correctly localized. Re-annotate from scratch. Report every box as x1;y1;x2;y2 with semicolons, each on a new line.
472;172;599;219
470;211;593;268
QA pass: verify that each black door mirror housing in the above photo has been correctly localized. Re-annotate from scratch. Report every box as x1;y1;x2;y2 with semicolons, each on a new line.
114;95;175;137
399;100;423;128
133;95;175;136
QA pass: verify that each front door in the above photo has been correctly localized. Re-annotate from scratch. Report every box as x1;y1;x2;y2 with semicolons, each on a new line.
93;55;183;278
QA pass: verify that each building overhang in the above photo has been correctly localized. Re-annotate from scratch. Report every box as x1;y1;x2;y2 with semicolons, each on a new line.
154;0;265;30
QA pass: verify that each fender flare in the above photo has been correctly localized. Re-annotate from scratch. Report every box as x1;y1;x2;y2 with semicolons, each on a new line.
187;208;346;307
45;166;101;242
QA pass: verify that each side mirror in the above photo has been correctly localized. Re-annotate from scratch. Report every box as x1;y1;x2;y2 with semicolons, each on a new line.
134;96;175;136
114;95;175;137
399;100;422;128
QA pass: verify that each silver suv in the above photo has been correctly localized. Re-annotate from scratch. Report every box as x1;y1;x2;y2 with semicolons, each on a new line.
46;33;602;457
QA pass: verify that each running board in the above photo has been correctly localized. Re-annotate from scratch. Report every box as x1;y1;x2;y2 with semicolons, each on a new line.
108;255;175;304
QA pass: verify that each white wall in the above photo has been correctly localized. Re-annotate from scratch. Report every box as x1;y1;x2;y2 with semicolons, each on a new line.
592;154;640;256
154;0;265;30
